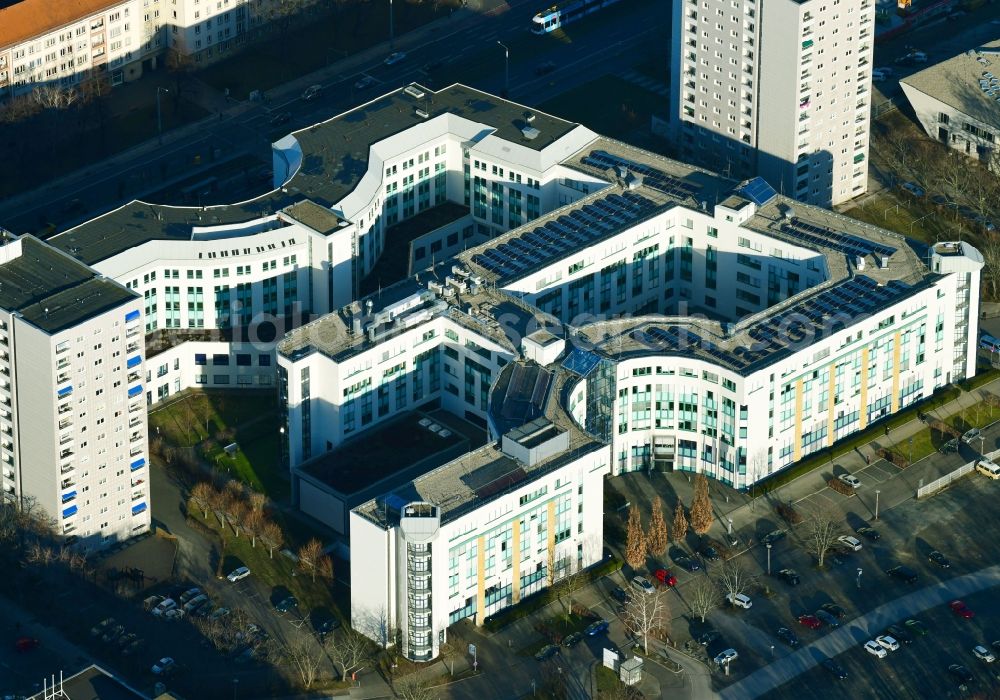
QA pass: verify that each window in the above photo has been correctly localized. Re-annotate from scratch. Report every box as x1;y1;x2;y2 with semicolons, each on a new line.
212;354;230;366
236;354;251;366
194;353;207;366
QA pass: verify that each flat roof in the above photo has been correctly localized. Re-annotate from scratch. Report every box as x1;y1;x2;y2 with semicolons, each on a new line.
0;236;136;333
26;664;149;700
282;199;350;235
901;41;1000;126
46;84;576;267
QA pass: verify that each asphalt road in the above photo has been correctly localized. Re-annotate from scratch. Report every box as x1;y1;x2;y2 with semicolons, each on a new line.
0;0;665;237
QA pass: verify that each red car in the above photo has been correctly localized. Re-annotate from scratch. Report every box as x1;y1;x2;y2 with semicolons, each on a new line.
797;614;823;630
14;637;39;652
949;600;975;619
654;569;678;587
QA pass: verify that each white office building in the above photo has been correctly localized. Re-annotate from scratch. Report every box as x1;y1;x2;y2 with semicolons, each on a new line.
900;41;1000;173
670;0;874;206
0;232;149;549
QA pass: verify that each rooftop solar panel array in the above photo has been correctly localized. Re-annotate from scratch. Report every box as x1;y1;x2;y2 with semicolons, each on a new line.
581;150;702;200
781;218;897;260
738;177;778;207
638;276;916;372
471;190;658;279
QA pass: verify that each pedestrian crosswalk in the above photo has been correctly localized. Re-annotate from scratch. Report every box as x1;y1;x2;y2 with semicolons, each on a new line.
619;70;669;97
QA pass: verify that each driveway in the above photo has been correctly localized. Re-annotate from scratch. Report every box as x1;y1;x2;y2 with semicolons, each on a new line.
719;564;1000;699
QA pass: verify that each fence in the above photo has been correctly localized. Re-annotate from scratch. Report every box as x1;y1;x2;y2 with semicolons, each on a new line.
916;462;975;498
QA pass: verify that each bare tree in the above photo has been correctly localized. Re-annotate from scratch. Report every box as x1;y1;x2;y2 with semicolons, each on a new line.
395;678;441;700
671;502;688;543
716;559;757;605
646;495;669;557
688;577;722;623
555;569;588;613
298;538;328;582
328;629;371;680
243;509;264;547
260;520;284;559
247;491;267;517
802;507;842;568
689;474;714;535
226;498;247;538
624;505;646;570
621;588;670;654
978;234;1000;300
190;482;215;519
31;84;80;110
208;486;229;530
281;632;328;690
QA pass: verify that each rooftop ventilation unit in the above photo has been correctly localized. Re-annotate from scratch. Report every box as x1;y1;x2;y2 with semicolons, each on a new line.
880;255;889;269
521;126;540;140
525;112;536;123
855;255;866;270
414;108;429;119
404;85;426;99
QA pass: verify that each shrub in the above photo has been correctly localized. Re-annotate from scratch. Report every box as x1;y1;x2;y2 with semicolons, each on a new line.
827;478;855;496
776;503;803;525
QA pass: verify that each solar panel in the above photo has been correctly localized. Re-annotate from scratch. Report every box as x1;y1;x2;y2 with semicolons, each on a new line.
738;177;778;207
781;218;897;260
584;150;702;201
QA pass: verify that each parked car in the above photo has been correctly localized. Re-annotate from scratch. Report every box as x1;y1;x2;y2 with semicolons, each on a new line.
905;618;929;636
950;600;975;619
973;645;996;663
584;620;610;636
152;599;177;617
673;554;700;572
631;576;655;595
697;628;720;646
886;625;911;644
384;51;407;66
316;617;341;637
562;632;584;648
101;625;124;643
962;428;982;444
227;566;251;583
535;61;557;76
178;588;201;604
815;609;840;628
762;530;786;546
713;648;738;665
151;657;175;675
300;84;322;101
275;596;299;613
534;644;560;661
268;112;291;126
164;609;185;622
727;593;753;609
142;595;164;612
864;640;887;658
776;627;799;647
210;607;231;621
777;569;800;586
901;182;925;197
611;587;630;604
928;550;952;568
886;565;918;583
837;535;863;551
653;569;677;587
838;473;862;488
354;75;376;90
698;539;721;562
90;618;115;636
798;614;822;631
876;635;900;652
820;603;847;619
14;637;39;653
822;658;848;679
116;633;137;650
184;594;209;614
856;526;880;541
948;664;974;683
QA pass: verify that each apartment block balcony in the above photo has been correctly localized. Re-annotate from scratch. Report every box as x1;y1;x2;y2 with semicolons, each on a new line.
0;336;8;347
132;491;144;502
129;418;143;430
125;328;141;340
686;39;697;48
741;134;752;144
56;359;70;371
60;464;75;477
129;447;143;458
58;435;74;447
127;342;140;354
61;478;76;490
130;432;143;444
127;371;141;384
58;403;72;415
58;419;73;431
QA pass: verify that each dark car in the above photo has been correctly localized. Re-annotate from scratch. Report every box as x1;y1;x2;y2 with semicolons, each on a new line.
697;629;720;646
562;632;584;648
948;664;974;683
268;112;291;126
776;627;799;647
317;617;341;638
856;526;881;541
928;550;951;568
762;530;786;546
673;554;701;572
905;618;929;636
698;540;721;562
885;625;912;644
535;644;560;662
535;61;557;76
777;569;800;586
584;620;610;637
886;565;918;583
814;609;840;628
611;587;630;604
274;596;299;613
822;658;848;680
820;603;847;619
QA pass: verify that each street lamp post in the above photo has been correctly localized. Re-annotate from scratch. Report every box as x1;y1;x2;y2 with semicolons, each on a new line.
856;568;863;590
389;0;395;50
766;542;772;576
497;41;510;96
908;436;913;465
727;517;733;536
232;678;238;700
874;489;880;521
156;87;169;144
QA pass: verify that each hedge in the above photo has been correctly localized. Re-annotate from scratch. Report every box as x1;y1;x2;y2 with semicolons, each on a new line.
959;367;1000;392
755;384;962;493
482;556;623;633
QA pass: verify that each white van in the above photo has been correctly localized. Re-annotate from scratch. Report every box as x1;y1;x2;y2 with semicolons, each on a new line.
976;459;1000;480
727;592;753;609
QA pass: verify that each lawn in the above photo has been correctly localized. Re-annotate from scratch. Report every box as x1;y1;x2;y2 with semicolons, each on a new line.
149;389;289;500
884;397;1000;465
199;1;459;99
840;191;958;245
539;75;665;143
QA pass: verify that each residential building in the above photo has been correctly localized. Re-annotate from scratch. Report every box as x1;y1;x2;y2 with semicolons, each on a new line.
670;0;874;206
0;232;148;549
900;41;1000;172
